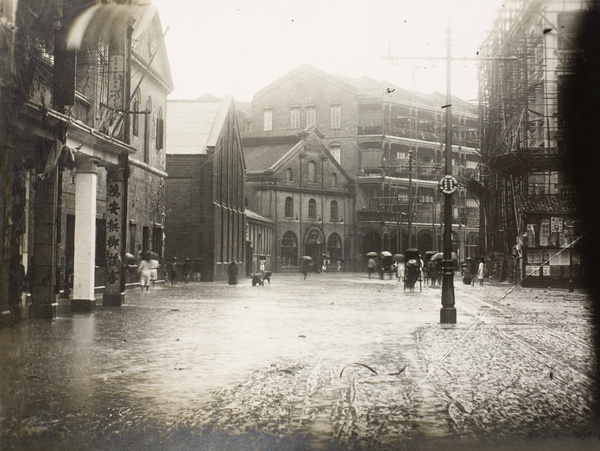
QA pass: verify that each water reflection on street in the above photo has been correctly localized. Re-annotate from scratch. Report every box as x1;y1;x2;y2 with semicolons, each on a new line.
2;274;432;449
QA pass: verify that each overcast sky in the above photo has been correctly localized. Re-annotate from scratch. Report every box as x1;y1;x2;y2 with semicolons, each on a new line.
151;0;505;102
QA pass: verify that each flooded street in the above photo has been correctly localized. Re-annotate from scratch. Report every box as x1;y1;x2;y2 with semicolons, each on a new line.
1;273;598;450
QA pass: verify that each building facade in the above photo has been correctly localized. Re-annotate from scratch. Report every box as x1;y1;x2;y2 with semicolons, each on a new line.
242;127;356;272
165;96;246;281
251;65;480;263
478;0;588;286
0;0;172;322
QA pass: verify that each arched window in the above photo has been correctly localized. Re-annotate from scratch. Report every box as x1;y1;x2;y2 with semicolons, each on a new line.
308;199;317;219
330;200;338;222
285;197;294;218
286;168;293;182
281;231;298;266
132;89;141;137
156;107;164;150
331;172;338;186
144;96;152;163
308;160;317;184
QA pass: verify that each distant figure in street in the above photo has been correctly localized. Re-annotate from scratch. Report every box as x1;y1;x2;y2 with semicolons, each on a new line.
396;260;404;284
167;257;178;285
183;258;192;283
138;253;152;292
259;258;266;274
301;260;310;280
149;254;159;287
477;259;485;286
367;257;377;279
228;259;239;285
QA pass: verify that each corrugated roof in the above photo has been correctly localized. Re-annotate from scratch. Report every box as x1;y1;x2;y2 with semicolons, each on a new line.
243;141;296;173
166;100;223;155
245;209;274;223
516;195;575;215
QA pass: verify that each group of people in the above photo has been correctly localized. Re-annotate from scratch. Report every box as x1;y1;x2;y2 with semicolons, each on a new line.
137;254;200;291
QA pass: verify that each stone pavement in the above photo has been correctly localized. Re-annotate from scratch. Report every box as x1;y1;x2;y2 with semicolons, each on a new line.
1;273;599;450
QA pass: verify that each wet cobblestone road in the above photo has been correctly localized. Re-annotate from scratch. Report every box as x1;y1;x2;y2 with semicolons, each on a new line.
1;273;599;450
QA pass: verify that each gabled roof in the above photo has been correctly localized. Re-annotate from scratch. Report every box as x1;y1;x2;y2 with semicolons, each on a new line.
253;64;359;101
166;96;234;155
241;127;352;184
242;130;302;173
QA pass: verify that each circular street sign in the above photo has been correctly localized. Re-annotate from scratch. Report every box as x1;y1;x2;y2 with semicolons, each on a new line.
438;175;458;195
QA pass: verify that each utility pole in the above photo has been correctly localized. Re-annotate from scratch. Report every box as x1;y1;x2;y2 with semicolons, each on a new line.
440;27;457;324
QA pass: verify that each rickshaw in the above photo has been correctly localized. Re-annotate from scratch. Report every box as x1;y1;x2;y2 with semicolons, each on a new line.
403;248;422;291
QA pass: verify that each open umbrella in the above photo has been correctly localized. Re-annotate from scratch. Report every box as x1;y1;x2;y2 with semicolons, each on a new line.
392;254;404;262
380;251;392;257
433;252;458;261
301;256;313;261
366;252;378;258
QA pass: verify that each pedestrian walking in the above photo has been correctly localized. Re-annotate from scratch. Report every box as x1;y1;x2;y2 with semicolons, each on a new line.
138;252;152;292
149;253;159;287
367;257;377;279
477;259;485;286
301;260;310;280
183;258;192;283
167;257;178;285
396;260;404;284
259;258;266;274
227;258;239;285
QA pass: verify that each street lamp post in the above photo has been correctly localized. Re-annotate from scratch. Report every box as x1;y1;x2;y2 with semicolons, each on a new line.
440;27;457;324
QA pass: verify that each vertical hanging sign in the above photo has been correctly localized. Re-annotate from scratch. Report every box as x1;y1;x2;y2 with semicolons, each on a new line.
101;52;125;138
103;169;126;305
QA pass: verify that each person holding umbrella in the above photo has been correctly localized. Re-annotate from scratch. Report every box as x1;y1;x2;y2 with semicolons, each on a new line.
301;256;312;280
366;252;378;279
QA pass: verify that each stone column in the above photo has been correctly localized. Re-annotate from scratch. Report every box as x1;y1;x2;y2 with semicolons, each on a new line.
30;169;59;319
71;161;97;312
103;167;126;306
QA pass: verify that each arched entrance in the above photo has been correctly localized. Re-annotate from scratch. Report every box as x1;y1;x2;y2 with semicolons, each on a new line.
326;232;343;264
304;227;325;269
417;232;434;255
363;231;382;256
390;229;409;255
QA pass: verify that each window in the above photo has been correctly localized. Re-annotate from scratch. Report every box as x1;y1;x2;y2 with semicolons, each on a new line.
290;106;300;128
264;108;273;131
308;160;317;184
330;200;338;222
285;197;294;218
330;144;340;163
286;168;293;182
144;96;152;163
128;222;137;255
330;103;341;129
331;172;338;186
281;231;298;266
132;89;140;137
156;107;164;150
306;105;316;127
308;199;317;219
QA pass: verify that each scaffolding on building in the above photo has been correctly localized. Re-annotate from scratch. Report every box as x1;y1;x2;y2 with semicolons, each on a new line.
478;0;587;256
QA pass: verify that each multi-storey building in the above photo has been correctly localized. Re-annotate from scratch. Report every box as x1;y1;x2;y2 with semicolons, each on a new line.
478;0;588;286
165;96;246;281
241;127;355;272
0;1;172;321
251;64;480;263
